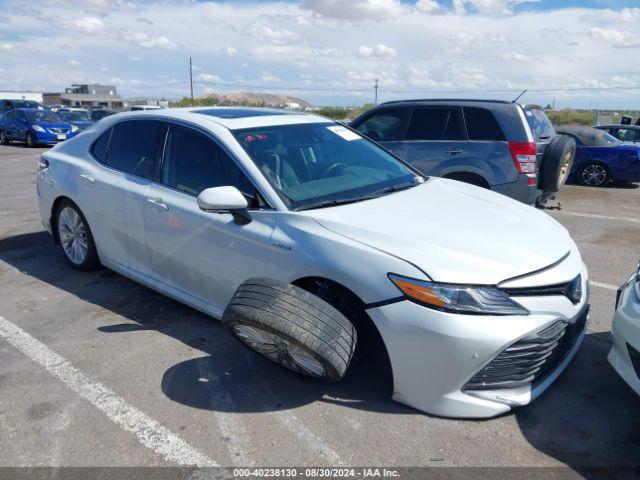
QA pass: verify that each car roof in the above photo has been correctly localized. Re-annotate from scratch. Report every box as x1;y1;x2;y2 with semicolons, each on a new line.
556;125;623;146
595;124;640;130
379;98;514;106
112;106;330;130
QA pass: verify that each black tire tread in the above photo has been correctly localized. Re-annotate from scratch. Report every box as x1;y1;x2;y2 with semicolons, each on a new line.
223;278;357;381
539;134;576;192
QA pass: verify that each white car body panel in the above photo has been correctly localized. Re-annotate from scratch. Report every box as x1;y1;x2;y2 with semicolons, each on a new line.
37;107;590;418
608;271;640;396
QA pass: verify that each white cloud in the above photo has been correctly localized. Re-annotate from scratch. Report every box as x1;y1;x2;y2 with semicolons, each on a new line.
197;73;222;82
357;44;397;59
225;46;238;56
590;27;640;48
68;59;80;66
61;16;105;33
0;43;13;52
248;23;299;45
457;0;537;15
109;77;125;85
501;52;531;61
117;30;178;49
407;67;439;87
301;0;405;21
260;71;282;82
415;0;441;13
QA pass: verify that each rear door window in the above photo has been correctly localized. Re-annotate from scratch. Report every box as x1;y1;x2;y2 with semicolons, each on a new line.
105;120;164;179
463;107;506;141
524;107;555;141
405;107;465;141
160;124;255;197
353;109;409;141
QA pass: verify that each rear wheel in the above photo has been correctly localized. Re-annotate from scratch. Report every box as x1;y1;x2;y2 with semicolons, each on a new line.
55;200;100;270
223;278;357;382
0;130;9;145
25;132;36;148
577;162;610;187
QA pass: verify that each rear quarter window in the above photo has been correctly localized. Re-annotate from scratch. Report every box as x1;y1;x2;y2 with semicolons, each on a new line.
91;128;111;163
463;107;506;141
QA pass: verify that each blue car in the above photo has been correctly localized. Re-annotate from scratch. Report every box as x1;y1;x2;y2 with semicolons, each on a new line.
57;109;94;132
556;125;640;187
0;108;79;147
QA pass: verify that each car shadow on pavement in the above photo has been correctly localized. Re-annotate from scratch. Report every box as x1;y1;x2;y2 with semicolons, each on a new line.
0;231;404;416
515;331;640;473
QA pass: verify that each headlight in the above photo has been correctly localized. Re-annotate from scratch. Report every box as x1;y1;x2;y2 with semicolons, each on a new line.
71;125;80;132
388;274;528;315
32;125;46;132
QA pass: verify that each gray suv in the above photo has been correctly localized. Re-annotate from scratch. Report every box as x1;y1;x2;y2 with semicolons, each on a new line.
350;99;574;205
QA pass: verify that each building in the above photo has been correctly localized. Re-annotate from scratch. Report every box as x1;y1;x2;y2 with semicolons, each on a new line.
58;84;124;110
0;91;43;103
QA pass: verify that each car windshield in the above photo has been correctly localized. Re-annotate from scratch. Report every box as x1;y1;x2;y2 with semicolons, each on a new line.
12;100;39;109
60;111;91;122
233;122;422;211
24;110;61;123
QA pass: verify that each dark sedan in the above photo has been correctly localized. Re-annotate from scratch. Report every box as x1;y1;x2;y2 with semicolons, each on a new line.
556;125;640;187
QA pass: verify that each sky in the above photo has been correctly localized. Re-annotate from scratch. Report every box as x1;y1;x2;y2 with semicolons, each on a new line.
1;0;640;108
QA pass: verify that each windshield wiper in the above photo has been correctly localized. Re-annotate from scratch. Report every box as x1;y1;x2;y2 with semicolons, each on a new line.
295;197;369;211
366;180;422;198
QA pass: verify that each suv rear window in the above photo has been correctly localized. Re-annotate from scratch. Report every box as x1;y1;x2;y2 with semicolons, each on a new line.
463;107;505;141
406;107;464;141
525;107;555;141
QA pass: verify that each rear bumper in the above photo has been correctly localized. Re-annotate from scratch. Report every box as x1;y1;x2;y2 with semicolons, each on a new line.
492;174;538;205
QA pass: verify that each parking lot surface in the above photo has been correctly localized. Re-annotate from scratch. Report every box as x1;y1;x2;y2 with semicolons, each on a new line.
1;144;639;470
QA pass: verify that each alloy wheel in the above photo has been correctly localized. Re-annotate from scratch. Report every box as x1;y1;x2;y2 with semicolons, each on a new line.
558;150;573;185
580;164;607;186
232;324;326;377
58;207;89;265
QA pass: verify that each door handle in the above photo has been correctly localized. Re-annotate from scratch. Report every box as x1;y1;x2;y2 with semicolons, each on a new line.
146;197;169;211
446;148;464;155
79;173;95;183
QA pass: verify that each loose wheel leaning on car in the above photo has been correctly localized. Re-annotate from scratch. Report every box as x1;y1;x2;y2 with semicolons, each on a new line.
223;279;357;382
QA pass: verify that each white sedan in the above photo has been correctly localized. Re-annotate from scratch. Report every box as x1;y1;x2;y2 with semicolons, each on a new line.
609;264;640;396
37;107;589;418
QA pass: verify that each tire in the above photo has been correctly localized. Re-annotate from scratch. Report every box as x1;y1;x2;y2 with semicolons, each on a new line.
0;130;9;145
222;278;357;382
55;199;100;270
25;132;36;148
577;162;610;187
538;134;576;192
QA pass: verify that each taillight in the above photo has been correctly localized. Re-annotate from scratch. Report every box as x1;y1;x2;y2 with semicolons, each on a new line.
508;141;537;174
38;155;49;170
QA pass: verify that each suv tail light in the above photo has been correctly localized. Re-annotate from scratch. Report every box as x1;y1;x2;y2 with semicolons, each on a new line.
38;155;49;170
508;141;537;174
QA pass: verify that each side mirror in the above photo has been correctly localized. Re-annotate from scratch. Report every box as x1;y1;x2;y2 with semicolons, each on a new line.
197;186;251;225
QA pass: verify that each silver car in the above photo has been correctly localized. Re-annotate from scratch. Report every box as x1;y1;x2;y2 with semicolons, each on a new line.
37;107;589;418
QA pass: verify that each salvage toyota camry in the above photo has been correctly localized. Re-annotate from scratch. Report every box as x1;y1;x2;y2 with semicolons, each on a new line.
37;107;589;418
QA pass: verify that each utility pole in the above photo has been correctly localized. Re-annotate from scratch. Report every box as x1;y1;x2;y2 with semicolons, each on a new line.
374;78;379;105
189;57;194;106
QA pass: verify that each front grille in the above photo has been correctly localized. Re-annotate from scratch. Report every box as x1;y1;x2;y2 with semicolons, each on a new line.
49;128;70;134
628;343;640;378
464;307;588;391
503;274;582;305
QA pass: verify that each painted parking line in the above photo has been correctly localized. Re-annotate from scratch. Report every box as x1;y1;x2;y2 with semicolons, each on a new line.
554;210;640;225
591;281;619;291
0;315;217;467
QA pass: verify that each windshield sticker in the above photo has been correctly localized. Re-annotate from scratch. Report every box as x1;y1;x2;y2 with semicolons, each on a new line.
244;133;267;143
327;125;361;141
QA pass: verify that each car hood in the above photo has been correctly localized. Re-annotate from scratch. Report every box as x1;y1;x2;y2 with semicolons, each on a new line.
32;121;72;130
303;178;575;285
